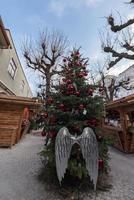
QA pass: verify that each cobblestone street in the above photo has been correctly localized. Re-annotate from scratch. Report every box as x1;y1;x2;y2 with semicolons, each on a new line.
0;134;134;200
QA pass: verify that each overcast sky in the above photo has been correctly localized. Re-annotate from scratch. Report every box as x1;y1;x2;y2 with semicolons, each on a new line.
1;0;134;93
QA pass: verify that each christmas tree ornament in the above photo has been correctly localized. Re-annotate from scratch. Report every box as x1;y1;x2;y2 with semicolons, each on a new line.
62;78;66;82
44;112;48;118
78;72;84;78
63;58;67;62
67;84;74;91
79;104;85;110
76;62;80;67
55;127;98;190
66;79;72;84
49;130;57;138
50;116;56;124
75;91;80;96
98;159;104;170
88;88;93;96
59;103;65;110
41;130;47;137
47;97;53;104
76;51;80;56
83;109;87;115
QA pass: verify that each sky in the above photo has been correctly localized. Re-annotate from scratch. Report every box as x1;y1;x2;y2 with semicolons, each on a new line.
0;0;134;94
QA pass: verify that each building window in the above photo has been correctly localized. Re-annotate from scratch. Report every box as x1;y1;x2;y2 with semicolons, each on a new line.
8;58;17;79
20;80;25;93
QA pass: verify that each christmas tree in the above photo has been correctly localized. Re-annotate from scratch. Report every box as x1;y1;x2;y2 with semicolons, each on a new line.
41;48;110;187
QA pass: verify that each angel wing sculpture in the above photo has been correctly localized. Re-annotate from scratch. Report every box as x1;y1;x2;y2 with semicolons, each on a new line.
55;127;98;190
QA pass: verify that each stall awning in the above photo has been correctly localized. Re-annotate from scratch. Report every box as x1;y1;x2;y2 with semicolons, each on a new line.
106;94;134;109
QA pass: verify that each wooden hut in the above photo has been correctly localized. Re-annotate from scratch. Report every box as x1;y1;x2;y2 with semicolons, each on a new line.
0;95;41;147
101;94;134;153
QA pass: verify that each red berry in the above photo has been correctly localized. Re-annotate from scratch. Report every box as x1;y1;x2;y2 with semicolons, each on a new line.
63;58;67;62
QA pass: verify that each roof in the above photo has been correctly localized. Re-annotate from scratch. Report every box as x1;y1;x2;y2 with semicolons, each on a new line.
119;65;134;76
0;94;42;108
106;93;134;109
0;16;10;48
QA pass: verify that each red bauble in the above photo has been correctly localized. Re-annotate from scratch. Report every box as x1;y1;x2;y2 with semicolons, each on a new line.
83;71;88;76
44;112;48;118
63;58;67;62
91;118;98;126
78;72;84;78
59;103;65;109
76;51;80;55
50;116;56;124
62;78;66;82
98;159;104;170
66;91;70;95
66;79;72;84
76;62;80;67
41;130;47;137
49;131;57;138
88;88;93;96
79;104;85;110
47;97;53;104
67;84;74;91
75;91;80;96
69;91;74;95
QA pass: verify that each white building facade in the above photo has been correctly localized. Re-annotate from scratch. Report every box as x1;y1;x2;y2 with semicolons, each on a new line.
114;65;134;99
0;17;32;97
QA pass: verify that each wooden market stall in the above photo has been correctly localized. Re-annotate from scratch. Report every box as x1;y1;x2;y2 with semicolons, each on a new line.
101;94;134;153
0;94;41;147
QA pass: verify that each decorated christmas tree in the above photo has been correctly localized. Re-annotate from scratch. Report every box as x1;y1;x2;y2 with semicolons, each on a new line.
41;48;110;188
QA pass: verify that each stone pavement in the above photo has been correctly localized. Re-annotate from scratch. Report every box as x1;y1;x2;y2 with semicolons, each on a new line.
0;135;134;200
82;147;134;200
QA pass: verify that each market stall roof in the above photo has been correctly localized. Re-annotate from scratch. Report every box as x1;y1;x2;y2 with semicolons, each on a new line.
0;17;10;48
106;94;134;109
0;94;42;109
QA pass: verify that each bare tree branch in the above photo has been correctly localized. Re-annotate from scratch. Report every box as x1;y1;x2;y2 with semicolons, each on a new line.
108;15;134;32
22;29;68;99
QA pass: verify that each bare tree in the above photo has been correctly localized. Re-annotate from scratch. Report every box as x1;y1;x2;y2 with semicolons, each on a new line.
22;30;68;100
101;1;134;69
91;60;132;102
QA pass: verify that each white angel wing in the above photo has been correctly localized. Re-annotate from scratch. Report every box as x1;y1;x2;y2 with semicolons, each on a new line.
55;127;74;184
78;127;98;190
